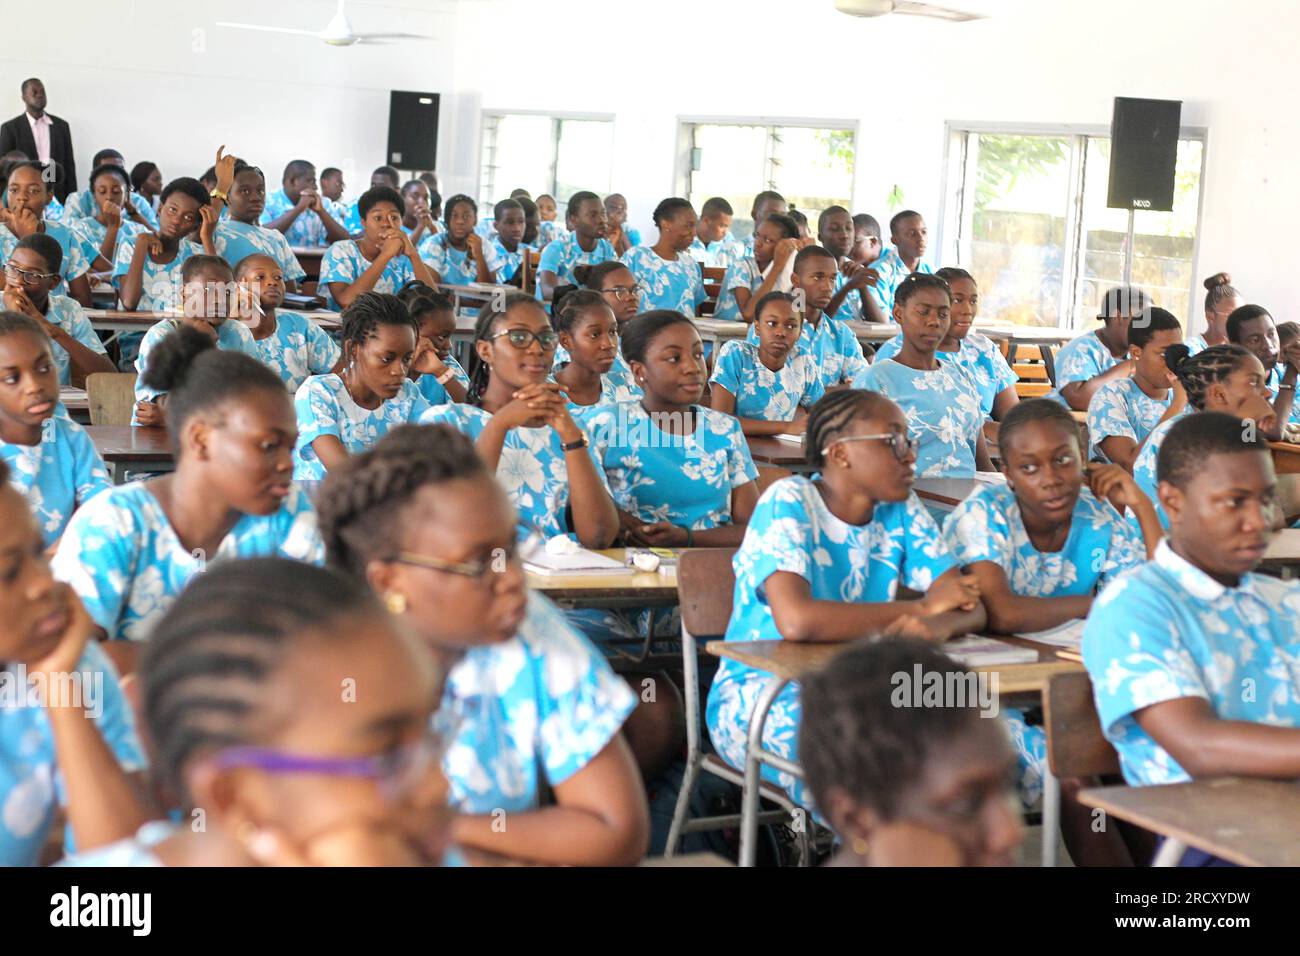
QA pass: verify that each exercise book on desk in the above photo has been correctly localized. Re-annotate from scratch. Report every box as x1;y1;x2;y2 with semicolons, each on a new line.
772;433;805;445
523;548;630;576
943;636;1039;667
1015;619;1085;649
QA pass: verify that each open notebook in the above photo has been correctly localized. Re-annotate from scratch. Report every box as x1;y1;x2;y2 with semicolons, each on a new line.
523;548;630;576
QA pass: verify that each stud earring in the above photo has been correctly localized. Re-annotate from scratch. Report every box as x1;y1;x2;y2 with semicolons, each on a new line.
852;836;870;857
384;591;408;615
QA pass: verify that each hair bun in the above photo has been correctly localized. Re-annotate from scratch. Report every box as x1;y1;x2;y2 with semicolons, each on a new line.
139;325;216;393
1164;342;1192;374
1204;272;1232;290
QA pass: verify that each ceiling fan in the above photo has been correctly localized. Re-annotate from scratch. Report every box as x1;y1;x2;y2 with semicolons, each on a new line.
217;0;436;47
835;0;986;21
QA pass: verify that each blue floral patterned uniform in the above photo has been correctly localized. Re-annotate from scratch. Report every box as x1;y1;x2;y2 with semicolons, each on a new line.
851;358;984;477
411;354;470;406
111;235;203;312
537;220;569;248
709;340;824;421
67;216;148;265
554;344;642;405
1085;377;1173;462
438;592;637;814
715;258;761;321
418;232;480;287
688;235;745;270
61;190;158;230
318;240;421;311
1046;331;1123;405
1185;333;1209;356
134;319;260;418
621;246;707;316
250;310;341;393
0;642;145;866
1083;540;1300;786
873;331;1017;418
829;268;864;324
865;246;932;320
748;315;869;393
944;482;1146;804
535;235;616;300
419;403;608;541
1131;409;1194;530
0;221;93;298
293;374;432;480
51;482;324;641
548;366;638;428
210;220;307;283
487;236;528;284
706;476;957;812
2;415;111;545
259;189;333;248
39;295;109;385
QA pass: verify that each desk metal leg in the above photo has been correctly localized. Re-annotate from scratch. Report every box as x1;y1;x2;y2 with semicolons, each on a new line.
1041;771;1060;867
739;675;790;868
1152;838;1187;867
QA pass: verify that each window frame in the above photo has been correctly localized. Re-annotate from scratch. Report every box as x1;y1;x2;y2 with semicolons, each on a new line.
937;120;1209;330
674;116;860;215
478;109;616;206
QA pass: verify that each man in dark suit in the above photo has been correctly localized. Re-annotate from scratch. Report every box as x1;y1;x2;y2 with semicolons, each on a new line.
0;78;76;202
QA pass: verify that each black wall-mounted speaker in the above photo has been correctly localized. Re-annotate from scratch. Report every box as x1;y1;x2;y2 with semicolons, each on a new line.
387;90;440;170
1107;96;1182;212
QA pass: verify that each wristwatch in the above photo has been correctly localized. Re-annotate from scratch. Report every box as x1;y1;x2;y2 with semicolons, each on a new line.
561;436;589;452
209;188;228;203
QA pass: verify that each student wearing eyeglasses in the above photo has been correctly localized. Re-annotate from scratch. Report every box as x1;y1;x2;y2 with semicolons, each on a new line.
293;293;441;480
705;389;984;813
420;292;619;549
0;161;95;307
2;233;114;385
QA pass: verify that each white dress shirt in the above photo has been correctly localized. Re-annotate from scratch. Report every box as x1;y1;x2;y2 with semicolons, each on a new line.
24;111;52;163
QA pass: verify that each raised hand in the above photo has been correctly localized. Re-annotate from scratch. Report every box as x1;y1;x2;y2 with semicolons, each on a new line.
214;145;238;194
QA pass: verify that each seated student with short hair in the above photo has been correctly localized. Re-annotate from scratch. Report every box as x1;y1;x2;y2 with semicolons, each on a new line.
789;209;810;238
2;234;114;385
0;460;149;866
113;177;209;312
69;164;149;272
1082;412;1300;864
1227;303;1300;434
0;161;94;306
399;179;439;246
1188;272;1242;354
706;390;985;811
621;198;707;316
132;255;259;426
740;190;789;258
294;293;438;480
604;192;640;255
873;267;1018;422
0;312;111;545
516;195;541;249
853;273;993;479
710;291;824;435
1086;307;1183;470
418;195;494;287
800;637;1024;867
485;198;528;286
850;213;883;268
338;166;400;234
1048;286;1148;411
319;165;345;204
261;160;349;248
62;147;157;230
865;209;933;324
536;191;615;302
1133;344;1275;529
202;149;306;292
748;245;870;394
53;326;325;643
318;186;440;310
818;205;874;324
716;212;802;322
688;196;741;269
235;254;342;392
535;192;566;248
396;282;468;405
63;557;456;868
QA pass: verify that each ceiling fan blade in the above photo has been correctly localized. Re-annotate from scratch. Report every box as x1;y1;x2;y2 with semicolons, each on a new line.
892;1;986;21
355;32;438;41
215;21;321;37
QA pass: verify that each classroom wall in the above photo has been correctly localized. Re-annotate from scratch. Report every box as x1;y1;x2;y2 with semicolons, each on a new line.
0;0;458;197
441;0;1300;331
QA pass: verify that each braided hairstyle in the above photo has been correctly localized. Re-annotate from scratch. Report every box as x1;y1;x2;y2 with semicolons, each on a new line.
804;389;894;469
464;291;547;405
315;424;486;579
800;637;995;824
396;280;454;323
1164;343;1257;411
339;292;419;368
1204;272;1240;315
139;557;388;802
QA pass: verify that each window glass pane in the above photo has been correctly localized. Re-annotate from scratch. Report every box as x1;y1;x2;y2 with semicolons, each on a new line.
554;120;614;204
479;114;554;206
1076;137;1203;324
686;124;768;238
963;133;1072;327
771;126;855;221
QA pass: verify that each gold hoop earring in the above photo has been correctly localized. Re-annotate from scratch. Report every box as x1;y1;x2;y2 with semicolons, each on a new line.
852;836;869;857
384;592;408;615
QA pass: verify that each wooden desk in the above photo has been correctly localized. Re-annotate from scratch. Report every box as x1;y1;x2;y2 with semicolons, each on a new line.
60;386;90;425
87;426;174;482
1261;527;1300;578
526;549;679;607
746;436;813;472
291;247;324;282
85;309;340;336
1271;441;1300;475
1080;777;1300;867
913;476;982;511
